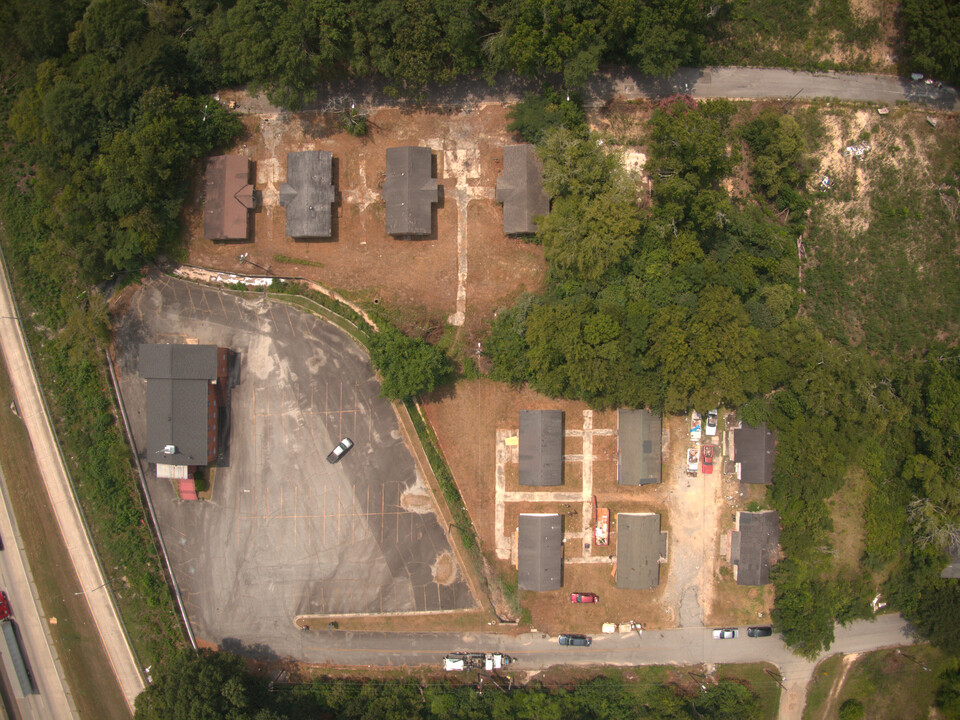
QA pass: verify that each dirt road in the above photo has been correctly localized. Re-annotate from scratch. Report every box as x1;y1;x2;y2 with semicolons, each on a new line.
0;249;145;713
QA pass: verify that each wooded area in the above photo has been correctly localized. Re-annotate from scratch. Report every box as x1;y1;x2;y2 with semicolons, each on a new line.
133;648;767;720
0;0;958;693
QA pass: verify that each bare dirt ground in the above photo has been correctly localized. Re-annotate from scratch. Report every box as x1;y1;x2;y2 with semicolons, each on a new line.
422;380;744;634
182;104;546;340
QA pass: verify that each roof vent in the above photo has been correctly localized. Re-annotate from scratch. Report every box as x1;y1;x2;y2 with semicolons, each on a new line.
163;444;177;455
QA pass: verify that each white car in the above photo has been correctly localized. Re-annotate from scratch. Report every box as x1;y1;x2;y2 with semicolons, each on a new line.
705;410;718;437
713;628;738;639
326;438;354;464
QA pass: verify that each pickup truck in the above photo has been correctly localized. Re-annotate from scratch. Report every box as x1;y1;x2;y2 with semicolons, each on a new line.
690;411;702;442
686;447;699;474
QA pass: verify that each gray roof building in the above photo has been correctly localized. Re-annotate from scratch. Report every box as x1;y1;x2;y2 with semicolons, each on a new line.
519;410;563;486
518;514;563;591
617;409;662;485
496;144;550;234
616;513;668;590
734;422;777;484
203;155;258;241
140;344;226;468
730;511;780;585
279;151;336;238
942;542;960;579
383;146;439;236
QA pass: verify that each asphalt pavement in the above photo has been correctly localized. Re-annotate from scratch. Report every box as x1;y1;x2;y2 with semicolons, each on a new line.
230;65;960;114
0;462;76;719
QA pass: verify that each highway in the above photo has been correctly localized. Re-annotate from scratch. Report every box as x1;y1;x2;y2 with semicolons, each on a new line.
0;250;144;714
0;462;75;719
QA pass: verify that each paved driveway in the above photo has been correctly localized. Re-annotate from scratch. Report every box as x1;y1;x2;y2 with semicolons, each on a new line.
113;276;473;656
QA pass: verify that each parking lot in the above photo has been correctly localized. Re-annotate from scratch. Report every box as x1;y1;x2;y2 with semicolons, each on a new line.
112;275;474;655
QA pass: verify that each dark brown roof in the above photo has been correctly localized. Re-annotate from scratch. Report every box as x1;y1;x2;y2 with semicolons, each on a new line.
734;422;777;484
203;155;257;241
383;146;438;235
279;151;336;238
496;144;550;234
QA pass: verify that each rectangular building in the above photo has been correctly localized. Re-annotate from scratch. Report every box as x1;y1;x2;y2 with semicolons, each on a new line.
617;409;662;485
496;144;550;234
616;513;668;590
383;146;439;236
140;344;230;479
203;155;259;241
733;422;777;484
279;150;336;239
519;410;563;486
518;514;563;591
731;511;781;585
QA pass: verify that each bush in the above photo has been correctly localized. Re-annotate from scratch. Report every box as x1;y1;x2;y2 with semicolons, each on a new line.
506;86;586;145
839;698;865;720
368;323;451;400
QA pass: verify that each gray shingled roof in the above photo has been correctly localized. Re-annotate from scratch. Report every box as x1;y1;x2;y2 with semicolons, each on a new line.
519;410;563;486
734;422;777;484
731;511;780;585
140;344;219;467
279;151;336;238
383;146;438;235
518;514;563;591
496;144;550;234
616;513;668;590
617;409;662;485
203;155;257;241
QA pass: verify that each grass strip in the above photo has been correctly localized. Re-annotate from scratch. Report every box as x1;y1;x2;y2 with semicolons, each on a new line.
273;254;324;269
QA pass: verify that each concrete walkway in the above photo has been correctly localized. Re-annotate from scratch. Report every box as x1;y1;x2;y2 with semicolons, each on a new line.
0;250;145;713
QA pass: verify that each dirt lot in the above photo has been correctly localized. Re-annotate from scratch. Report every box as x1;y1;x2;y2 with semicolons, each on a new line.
421;380;767;634
182;104;546;339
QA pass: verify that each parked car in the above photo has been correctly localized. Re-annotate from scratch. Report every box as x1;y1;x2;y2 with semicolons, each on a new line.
559;634;592;646
747;626;773;638
570;592;599;604
705;409;718;437
326;438;354;464
702;444;714;474
712;628;738;639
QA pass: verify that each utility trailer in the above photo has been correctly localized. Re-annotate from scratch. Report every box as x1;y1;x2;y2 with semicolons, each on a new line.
443;652;512;672
1;620;35;697
443;652;486;671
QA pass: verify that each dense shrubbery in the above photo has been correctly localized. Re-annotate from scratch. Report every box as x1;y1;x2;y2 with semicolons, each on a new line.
135;648;765;720
486;96;960;657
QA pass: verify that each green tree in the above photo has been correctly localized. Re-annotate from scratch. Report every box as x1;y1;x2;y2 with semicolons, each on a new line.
901;0;960;86
838;698;865;720
134;649;267;720
484;0;605;90
219;0;351;109
368;323;451;400
699;679;762;719
936;663;960;720
539;179;642;283
506;87;587;145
